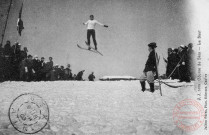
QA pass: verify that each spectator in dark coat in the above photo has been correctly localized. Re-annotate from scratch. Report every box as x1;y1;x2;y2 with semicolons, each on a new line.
38;57;46;81
163;48;173;78
58;66;65;80
45;57;54;81
76;70;85;81
10;42;22;81
4;40;12;57
64;64;73;80
20;55;35;81
170;48;180;79
33;55;40;81
139;42;157;93
177;45;190;82
53;64;59;80
3;41;12;80
20;47;28;61
88;72;95;81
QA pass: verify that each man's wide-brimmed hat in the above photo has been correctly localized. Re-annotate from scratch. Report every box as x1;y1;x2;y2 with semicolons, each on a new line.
148;42;157;48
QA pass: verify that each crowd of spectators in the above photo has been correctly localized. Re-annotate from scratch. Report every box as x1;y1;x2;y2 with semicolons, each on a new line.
163;43;195;82
0;40;96;82
0;40;195;83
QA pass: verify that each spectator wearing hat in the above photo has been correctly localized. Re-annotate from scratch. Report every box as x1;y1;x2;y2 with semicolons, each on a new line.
139;42;157;93
170;48;180;79
4;40;12;57
177;45;190;82
38;57;46;81
20;55;35;81
33;55;40;81
10;42;22;80
3;41;12;80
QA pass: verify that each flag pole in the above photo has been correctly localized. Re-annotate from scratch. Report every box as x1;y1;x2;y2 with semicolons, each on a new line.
1;0;13;45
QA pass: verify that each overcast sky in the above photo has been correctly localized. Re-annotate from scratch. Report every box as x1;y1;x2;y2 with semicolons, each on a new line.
4;0;194;79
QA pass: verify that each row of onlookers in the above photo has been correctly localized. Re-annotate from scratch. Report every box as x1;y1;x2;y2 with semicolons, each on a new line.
163;43;195;82
0;40;95;82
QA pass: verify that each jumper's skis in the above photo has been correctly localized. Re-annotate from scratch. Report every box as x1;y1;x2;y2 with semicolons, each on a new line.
77;44;103;56
85;42;103;56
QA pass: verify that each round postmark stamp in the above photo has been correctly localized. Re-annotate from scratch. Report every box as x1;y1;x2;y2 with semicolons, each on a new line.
8;93;49;134
173;99;205;132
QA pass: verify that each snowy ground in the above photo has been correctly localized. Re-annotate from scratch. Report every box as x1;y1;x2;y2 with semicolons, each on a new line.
0;81;199;135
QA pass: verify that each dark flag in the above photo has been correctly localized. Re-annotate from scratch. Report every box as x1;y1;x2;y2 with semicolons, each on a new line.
17;3;24;36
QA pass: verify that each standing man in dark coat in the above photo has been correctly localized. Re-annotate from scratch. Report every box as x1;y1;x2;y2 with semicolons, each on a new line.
45;57;54;81
33;55;40;81
38;57;46;81
53;64;59;80
3;41;13;81
20;47;28;61
24;55;35;81
139;42;157;93
4;40;12;57
88;72;95;81
11;43;22;81
177;45;190;82
163;48;173;78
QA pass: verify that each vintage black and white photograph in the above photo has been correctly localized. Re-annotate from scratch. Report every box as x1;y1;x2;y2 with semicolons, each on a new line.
0;0;209;134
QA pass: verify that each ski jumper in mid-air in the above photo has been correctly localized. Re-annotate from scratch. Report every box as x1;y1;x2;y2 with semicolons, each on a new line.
83;15;108;50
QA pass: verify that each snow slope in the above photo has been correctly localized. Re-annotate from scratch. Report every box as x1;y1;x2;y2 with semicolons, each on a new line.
0;81;202;135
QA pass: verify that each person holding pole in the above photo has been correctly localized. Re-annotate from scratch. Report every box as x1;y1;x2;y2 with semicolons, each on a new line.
139;42;158;93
